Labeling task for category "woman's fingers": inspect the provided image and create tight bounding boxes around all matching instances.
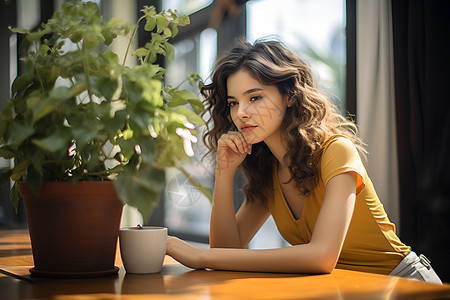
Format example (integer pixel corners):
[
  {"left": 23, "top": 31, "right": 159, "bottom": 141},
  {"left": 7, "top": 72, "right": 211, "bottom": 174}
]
[
  {"left": 216, "top": 131, "right": 251, "bottom": 172},
  {"left": 229, "top": 131, "right": 246, "bottom": 153},
  {"left": 220, "top": 136, "right": 240, "bottom": 153},
  {"left": 166, "top": 236, "right": 204, "bottom": 270},
  {"left": 220, "top": 131, "right": 250, "bottom": 154}
]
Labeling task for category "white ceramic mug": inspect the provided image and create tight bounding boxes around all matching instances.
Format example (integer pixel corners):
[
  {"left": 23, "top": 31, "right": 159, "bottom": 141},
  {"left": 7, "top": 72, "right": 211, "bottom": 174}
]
[{"left": 119, "top": 226, "right": 167, "bottom": 274}]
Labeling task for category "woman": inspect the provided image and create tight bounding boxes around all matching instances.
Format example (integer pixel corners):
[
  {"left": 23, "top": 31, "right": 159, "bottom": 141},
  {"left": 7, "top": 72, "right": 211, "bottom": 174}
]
[{"left": 166, "top": 39, "right": 441, "bottom": 284}]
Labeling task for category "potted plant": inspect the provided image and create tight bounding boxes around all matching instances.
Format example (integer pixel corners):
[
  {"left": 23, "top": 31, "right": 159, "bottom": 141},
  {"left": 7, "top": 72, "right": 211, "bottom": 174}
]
[{"left": 0, "top": 1, "right": 208, "bottom": 277}]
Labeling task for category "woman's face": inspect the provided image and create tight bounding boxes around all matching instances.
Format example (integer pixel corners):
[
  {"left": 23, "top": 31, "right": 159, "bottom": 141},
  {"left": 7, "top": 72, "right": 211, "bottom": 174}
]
[{"left": 226, "top": 68, "right": 290, "bottom": 145}]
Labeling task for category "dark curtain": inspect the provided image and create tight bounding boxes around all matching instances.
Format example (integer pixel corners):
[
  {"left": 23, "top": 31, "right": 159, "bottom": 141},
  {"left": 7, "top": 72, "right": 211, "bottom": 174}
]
[{"left": 392, "top": 0, "right": 450, "bottom": 283}]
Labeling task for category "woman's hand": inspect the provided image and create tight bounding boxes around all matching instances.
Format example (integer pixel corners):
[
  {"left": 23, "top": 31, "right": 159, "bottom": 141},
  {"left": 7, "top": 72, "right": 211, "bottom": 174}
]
[
  {"left": 166, "top": 236, "right": 205, "bottom": 270},
  {"left": 216, "top": 131, "right": 252, "bottom": 173}
]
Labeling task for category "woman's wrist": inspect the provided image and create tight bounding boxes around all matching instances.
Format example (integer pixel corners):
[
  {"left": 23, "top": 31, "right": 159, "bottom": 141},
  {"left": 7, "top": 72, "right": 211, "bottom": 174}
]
[
  {"left": 215, "top": 165, "right": 237, "bottom": 177},
  {"left": 198, "top": 248, "right": 209, "bottom": 269}
]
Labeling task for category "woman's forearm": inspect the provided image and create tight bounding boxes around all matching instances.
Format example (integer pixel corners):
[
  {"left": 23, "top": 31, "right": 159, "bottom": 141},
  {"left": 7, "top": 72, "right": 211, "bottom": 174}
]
[
  {"left": 201, "top": 243, "right": 335, "bottom": 274},
  {"left": 209, "top": 168, "right": 242, "bottom": 248}
]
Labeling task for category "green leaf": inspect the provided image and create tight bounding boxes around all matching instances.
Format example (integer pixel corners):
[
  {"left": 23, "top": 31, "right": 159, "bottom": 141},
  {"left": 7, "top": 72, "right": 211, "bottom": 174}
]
[
  {"left": 114, "top": 172, "right": 131, "bottom": 205},
  {"left": 27, "top": 165, "right": 43, "bottom": 195},
  {"left": 101, "top": 29, "right": 114, "bottom": 46},
  {"left": 128, "top": 112, "right": 148, "bottom": 136},
  {"left": 69, "top": 83, "right": 87, "bottom": 97},
  {"left": 122, "top": 76, "right": 142, "bottom": 104},
  {"left": 171, "top": 24, "right": 179, "bottom": 37},
  {"left": 72, "top": 121, "right": 103, "bottom": 152},
  {"left": 12, "top": 95, "right": 27, "bottom": 115},
  {"left": 157, "top": 144, "right": 176, "bottom": 166},
  {"left": 9, "top": 27, "right": 29, "bottom": 34},
  {"left": 137, "top": 163, "right": 165, "bottom": 193},
  {"left": 11, "top": 160, "right": 28, "bottom": 181},
  {"left": 30, "top": 98, "right": 55, "bottom": 124},
  {"left": 31, "top": 86, "right": 70, "bottom": 123},
  {"left": 70, "top": 32, "right": 83, "bottom": 44},
  {"left": 117, "top": 138, "right": 136, "bottom": 160},
  {"left": 114, "top": 157, "right": 138, "bottom": 203},
  {"left": 83, "top": 34, "right": 100, "bottom": 50},
  {"left": 11, "top": 72, "right": 34, "bottom": 96},
  {"left": 119, "top": 163, "right": 166, "bottom": 221},
  {"left": 164, "top": 42, "right": 175, "bottom": 61},
  {"left": 32, "top": 129, "right": 70, "bottom": 153},
  {"left": 144, "top": 17, "right": 156, "bottom": 31},
  {"left": 38, "top": 44, "right": 50, "bottom": 56},
  {"left": 156, "top": 15, "right": 170, "bottom": 33},
  {"left": 135, "top": 48, "right": 150, "bottom": 58},
  {"left": 0, "top": 109, "right": 12, "bottom": 139},
  {"left": 9, "top": 123, "right": 35, "bottom": 144},
  {"left": 98, "top": 76, "right": 118, "bottom": 101},
  {"left": 163, "top": 27, "right": 172, "bottom": 37},
  {"left": 0, "top": 145, "right": 16, "bottom": 159},
  {"left": 187, "top": 98, "right": 205, "bottom": 115},
  {"left": 172, "top": 106, "right": 204, "bottom": 125},
  {"left": 10, "top": 182, "right": 20, "bottom": 213},
  {"left": 104, "top": 109, "right": 127, "bottom": 136},
  {"left": 105, "top": 51, "right": 119, "bottom": 64},
  {"left": 26, "top": 28, "right": 51, "bottom": 42},
  {"left": 178, "top": 15, "right": 190, "bottom": 26},
  {"left": 137, "top": 136, "right": 156, "bottom": 163},
  {"left": 29, "top": 149, "right": 45, "bottom": 175},
  {"left": 177, "top": 165, "right": 212, "bottom": 202},
  {"left": 141, "top": 79, "right": 162, "bottom": 106},
  {"left": 168, "top": 90, "right": 199, "bottom": 107},
  {"left": 50, "top": 86, "right": 71, "bottom": 101}
]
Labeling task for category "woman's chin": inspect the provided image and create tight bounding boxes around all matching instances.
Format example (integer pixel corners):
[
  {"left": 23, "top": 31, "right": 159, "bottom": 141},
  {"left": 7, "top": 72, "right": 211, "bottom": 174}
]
[{"left": 242, "top": 135, "right": 261, "bottom": 145}]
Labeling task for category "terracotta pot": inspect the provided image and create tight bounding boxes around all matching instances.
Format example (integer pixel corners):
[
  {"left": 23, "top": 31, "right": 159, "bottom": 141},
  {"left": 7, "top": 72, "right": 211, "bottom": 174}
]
[{"left": 18, "top": 181, "right": 124, "bottom": 278}]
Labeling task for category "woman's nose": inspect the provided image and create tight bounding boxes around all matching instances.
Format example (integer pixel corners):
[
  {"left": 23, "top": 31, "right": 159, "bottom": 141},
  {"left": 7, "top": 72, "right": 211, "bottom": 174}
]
[{"left": 236, "top": 103, "right": 251, "bottom": 120}]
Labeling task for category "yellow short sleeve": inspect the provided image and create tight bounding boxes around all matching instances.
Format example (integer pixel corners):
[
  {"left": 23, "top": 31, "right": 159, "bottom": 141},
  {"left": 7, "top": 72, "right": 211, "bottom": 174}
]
[{"left": 320, "top": 136, "right": 366, "bottom": 194}]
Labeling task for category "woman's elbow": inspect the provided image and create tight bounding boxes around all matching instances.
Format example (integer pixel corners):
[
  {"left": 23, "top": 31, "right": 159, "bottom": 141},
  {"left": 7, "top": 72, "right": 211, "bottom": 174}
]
[
  {"left": 314, "top": 260, "right": 336, "bottom": 274},
  {"left": 288, "top": 258, "right": 335, "bottom": 274},
  {"left": 301, "top": 246, "right": 338, "bottom": 274},
  {"left": 314, "top": 250, "right": 339, "bottom": 274}
]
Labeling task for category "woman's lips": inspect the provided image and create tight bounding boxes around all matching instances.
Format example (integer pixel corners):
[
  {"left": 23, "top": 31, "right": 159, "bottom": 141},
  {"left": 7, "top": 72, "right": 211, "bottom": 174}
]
[{"left": 241, "top": 125, "right": 257, "bottom": 133}]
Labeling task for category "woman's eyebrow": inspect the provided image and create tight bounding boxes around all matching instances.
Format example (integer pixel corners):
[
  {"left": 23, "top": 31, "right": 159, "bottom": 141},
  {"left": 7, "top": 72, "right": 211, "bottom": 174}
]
[
  {"left": 243, "top": 88, "right": 263, "bottom": 95},
  {"left": 227, "top": 88, "right": 263, "bottom": 99}
]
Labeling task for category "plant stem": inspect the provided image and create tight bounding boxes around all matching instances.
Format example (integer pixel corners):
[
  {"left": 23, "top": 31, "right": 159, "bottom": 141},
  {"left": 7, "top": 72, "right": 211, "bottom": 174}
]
[
  {"left": 86, "top": 167, "right": 122, "bottom": 177},
  {"left": 123, "top": 16, "right": 145, "bottom": 66},
  {"left": 82, "top": 45, "right": 94, "bottom": 104},
  {"left": 106, "top": 140, "right": 116, "bottom": 158},
  {"left": 42, "top": 159, "right": 73, "bottom": 165},
  {"left": 175, "top": 79, "right": 187, "bottom": 90},
  {"left": 33, "top": 44, "right": 45, "bottom": 92}
]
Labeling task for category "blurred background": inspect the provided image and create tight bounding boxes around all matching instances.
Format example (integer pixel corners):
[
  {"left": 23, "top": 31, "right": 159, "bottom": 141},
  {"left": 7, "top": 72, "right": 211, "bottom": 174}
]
[{"left": 0, "top": 0, "right": 449, "bottom": 282}]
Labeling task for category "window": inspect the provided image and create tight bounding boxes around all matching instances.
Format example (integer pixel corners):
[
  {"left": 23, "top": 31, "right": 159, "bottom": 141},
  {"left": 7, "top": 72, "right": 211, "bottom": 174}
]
[
  {"left": 161, "top": 0, "right": 347, "bottom": 248},
  {"left": 162, "top": 0, "right": 214, "bottom": 16},
  {"left": 163, "top": 29, "right": 217, "bottom": 243},
  {"left": 161, "top": 0, "right": 217, "bottom": 242},
  {"left": 247, "top": 0, "right": 347, "bottom": 111}
]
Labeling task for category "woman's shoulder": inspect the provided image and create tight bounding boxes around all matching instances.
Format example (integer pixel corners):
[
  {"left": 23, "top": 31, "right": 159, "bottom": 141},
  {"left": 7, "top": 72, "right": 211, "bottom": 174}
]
[
  {"left": 319, "top": 134, "right": 366, "bottom": 190},
  {"left": 322, "top": 134, "right": 357, "bottom": 152},
  {"left": 319, "top": 134, "right": 362, "bottom": 168}
]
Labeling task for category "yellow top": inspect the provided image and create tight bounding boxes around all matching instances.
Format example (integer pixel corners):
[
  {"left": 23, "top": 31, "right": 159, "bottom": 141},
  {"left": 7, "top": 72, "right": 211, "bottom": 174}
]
[{"left": 266, "top": 135, "right": 411, "bottom": 275}]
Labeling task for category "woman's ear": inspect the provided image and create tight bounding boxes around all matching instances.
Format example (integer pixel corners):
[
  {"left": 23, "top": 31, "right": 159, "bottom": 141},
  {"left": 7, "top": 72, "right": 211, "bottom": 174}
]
[{"left": 287, "top": 96, "right": 295, "bottom": 108}]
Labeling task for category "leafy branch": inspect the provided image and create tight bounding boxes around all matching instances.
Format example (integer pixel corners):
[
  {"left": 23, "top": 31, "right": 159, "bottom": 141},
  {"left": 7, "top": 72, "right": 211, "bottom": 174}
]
[{"left": 0, "top": 1, "right": 208, "bottom": 220}]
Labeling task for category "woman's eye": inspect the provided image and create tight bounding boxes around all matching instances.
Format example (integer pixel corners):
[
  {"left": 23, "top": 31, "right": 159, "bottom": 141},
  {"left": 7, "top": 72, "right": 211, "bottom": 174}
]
[
  {"left": 227, "top": 101, "right": 237, "bottom": 107},
  {"left": 250, "top": 95, "right": 262, "bottom": 101}
]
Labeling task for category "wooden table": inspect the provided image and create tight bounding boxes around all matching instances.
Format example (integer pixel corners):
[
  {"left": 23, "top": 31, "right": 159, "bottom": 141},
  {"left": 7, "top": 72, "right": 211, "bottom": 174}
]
[{"left": 1, "top": 230, "right": 450, "bottom": 299}]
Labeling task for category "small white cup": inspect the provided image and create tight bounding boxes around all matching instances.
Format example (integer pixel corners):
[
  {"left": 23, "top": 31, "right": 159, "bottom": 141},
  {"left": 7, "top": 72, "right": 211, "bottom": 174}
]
[{"left": 119, "top": 226, "right": 167, "bottom": 274}]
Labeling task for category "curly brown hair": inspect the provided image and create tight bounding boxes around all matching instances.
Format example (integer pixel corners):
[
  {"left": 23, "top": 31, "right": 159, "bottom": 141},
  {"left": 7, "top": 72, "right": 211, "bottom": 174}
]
[{"left": 201, "top": 39, "right": 364, "bottom": 204}]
